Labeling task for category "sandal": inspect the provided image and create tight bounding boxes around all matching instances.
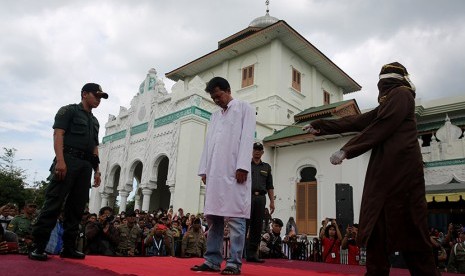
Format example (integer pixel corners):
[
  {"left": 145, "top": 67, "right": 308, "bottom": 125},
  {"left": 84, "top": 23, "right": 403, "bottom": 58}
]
[
  {"left": 191, "top": 263, "right": 220, "bottom": 272},
  {"left": 221, "top": 266, "right": 241, "bottom": 275}
]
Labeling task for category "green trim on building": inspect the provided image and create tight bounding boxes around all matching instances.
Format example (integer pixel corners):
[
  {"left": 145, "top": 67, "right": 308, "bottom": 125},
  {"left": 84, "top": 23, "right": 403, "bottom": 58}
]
[
  {"left": 102, "top": 130, "right": 127, "bottom": 144},
  {"left": 424, "top": 158, "right": 465, "bottom": 168},
  {"left": 416, "top": 101, "right": 465, "bottom": 117},
  {"left": 130, "top": 122, "right": 148, "bottom": 135},
  {"left": 154, "top": 106, "right": 211, "bottom": 128},
  {"left": 102, "top": 107, "right": 211, "bottom": 144}
]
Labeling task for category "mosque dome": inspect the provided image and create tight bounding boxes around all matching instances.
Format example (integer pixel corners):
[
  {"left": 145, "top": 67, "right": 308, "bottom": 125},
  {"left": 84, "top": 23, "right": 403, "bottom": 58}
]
[{"left": 248, "top": 12, "right": 279, "bottom": 28}]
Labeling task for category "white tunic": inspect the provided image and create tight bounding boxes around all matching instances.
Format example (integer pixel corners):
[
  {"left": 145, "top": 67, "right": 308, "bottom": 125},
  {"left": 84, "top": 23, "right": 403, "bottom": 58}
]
[{"left": 198, "top": 99, "right": 256, "bottom": 218}]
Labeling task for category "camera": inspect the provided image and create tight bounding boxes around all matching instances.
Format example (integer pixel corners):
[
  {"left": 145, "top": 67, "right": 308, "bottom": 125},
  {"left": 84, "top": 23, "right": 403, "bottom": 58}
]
[{"left": 105, "top": 215, "right": 115, "bottom": 223}]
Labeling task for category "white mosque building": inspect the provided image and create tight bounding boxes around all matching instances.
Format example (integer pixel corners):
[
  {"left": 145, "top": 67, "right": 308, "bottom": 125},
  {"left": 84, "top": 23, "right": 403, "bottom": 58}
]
[{"left": 89, "top": 8, "right": 465, "bottom": 235}]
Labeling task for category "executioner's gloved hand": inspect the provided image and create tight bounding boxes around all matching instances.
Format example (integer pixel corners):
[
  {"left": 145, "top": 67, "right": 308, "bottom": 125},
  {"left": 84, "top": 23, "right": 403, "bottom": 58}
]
[
  {"left": 302, "top": 124, "right": 320, "bottom": 134},
  {"left": 330, "top": 150, "right": 346, "bottom": 165}
]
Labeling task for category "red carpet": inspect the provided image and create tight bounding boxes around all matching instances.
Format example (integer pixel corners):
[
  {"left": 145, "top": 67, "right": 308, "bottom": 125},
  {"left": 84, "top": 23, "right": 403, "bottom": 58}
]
[{"left": 3, "top": 255, "right": 451, "bottom": 276}]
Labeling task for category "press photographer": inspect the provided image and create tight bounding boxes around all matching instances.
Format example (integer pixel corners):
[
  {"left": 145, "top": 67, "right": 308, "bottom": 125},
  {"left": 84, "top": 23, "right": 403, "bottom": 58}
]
[{"left": 85, "top": 206, "right": 120, "bottom": 255}]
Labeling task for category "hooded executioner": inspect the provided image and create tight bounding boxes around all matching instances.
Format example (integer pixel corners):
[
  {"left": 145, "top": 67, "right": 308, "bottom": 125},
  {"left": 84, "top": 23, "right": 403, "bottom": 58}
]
[{"left": 304, "top": 62, "right": 439, "bottom": 276}]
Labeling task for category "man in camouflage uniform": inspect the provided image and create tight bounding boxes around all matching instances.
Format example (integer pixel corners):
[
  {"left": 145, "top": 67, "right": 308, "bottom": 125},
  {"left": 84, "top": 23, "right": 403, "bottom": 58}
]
[
  {"left": 181, "top": 218, "right": 206, "bottom": 258},
  {"left": 116, "top": 211, "right": 141, "bottom": 256},
  {"left": 29, "top": 83, "right": 108, "bottom": 261},
  {"left": 8, "top": 201, "right": 37, "bottom": 254}
]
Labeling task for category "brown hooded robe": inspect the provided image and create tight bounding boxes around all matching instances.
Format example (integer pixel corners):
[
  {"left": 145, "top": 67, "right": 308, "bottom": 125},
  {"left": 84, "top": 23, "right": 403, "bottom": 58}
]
[{"left": 311, "top": 74, "right": 431, "bottom": 254}]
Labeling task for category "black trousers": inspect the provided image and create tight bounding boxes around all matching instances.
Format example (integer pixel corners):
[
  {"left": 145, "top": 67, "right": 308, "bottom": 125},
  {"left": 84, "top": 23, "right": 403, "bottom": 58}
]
[
  {"left": 32, "top": 154, "right": 92, "bottom": 249},
  {"left": 365, "top": 212, "right": 440, "bottom": 276},
  {"left": 246, "top": 194, "right": 266, "bottom": 258}
]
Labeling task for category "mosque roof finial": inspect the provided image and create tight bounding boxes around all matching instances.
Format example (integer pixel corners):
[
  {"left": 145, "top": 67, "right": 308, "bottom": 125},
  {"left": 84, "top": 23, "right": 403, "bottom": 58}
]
[{"left": 249, "top": 0, "right": 279, "bottom": 28}]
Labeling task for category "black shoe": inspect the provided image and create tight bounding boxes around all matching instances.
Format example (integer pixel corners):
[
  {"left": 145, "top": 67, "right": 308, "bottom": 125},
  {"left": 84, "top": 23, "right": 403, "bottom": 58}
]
[
  {"left": 60, "top": 248, "right": 85, "bottom": 259},
  {"left": 246, "top": 256, "right": 265, "bottom": 263},
  {"left": 29, "top": 249, "right": 48, "bottom": 261}
]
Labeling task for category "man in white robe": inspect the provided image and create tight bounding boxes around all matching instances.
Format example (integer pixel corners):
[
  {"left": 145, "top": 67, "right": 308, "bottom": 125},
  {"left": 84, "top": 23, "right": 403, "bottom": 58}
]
[{"left": 191, "top": 77, "right": 255, "bottom": 275}]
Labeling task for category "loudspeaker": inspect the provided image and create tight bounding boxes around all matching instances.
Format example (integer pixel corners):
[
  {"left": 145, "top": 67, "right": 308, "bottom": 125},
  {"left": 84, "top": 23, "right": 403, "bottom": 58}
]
[{"left": 335, "top": 183, "right": 354, "bottom": 233}]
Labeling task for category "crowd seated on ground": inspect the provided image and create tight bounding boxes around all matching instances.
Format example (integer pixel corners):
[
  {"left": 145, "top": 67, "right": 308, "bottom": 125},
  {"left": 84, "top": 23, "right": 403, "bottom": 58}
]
[{"left": 0, "top": 201, "right": 458, "bottom": 272}]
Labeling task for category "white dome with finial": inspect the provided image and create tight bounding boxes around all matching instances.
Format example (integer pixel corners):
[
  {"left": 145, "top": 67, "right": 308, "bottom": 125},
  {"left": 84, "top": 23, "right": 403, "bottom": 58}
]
[
  {"left": 249, "top": 0, "right": 279, "bottom": 28},
  {"left": 249, "top": 13, "right": 279, "bottom": 28}
]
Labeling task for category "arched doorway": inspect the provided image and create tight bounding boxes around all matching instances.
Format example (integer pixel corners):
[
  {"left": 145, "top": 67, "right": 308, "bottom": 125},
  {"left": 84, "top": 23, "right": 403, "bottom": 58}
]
[
  {"left": 128, "top": 161, "right": 143, "bottom": 211},
  {"left": 107, "top": 165, "right": 121, "bottom": 210},
  {"left": 150, "top": 156, "right": 170, "bottom": 212}
]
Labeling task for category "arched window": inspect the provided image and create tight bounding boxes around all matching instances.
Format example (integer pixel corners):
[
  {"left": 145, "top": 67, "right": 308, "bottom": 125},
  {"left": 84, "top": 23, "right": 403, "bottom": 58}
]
[{"left": 296, "top": 166, "right": 317, "bottom": 235}]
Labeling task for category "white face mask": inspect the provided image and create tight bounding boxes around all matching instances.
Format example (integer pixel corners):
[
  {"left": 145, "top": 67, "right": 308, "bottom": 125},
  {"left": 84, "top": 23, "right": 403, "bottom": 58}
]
[{"left": 379, "top": 73, "right": 416, "bottom": 91}]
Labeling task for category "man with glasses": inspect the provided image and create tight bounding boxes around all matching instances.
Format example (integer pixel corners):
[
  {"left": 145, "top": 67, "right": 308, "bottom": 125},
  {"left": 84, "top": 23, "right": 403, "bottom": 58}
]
[
  {"left": 29, "top": 83, "right": 108, "bottom": 261},
  {"left": 8, "top": 201, "right": 37, "bottom": 254}
]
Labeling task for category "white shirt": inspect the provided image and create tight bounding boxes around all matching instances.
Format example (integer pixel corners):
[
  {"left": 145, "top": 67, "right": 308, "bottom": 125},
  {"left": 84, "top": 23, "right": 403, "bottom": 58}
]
[{"left": 198, "top": 99, "right": 256, "bottom": 218}]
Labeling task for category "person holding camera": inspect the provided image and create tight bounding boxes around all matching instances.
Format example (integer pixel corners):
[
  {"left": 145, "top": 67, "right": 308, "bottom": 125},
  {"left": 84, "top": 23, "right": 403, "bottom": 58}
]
[
  {"left": 319, "top": 218, "right": 342, "bottom": 264},
  {"left": 342, "top": 224, "right": 360, "bottom": 265},
  {"left": 85, "top": 206, "right": 120, "bottom": 256},
  {"left": 145, "top": 224, "right": 172, "bottom": 256}
]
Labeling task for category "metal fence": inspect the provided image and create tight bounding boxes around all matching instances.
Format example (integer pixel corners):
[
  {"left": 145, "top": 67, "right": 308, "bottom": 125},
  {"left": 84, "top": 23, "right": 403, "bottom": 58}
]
[
  {"left": 281, "top": 240, "right": 366, "bottom": 265},
  {"left": 221, "top": 238, "right": 366, "bottom": 265}
]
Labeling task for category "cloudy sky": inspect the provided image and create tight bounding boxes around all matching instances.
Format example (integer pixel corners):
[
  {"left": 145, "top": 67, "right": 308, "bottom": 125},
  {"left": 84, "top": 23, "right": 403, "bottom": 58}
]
[{"left": 1, "top": 0, "right": 464, "bottom": 184}]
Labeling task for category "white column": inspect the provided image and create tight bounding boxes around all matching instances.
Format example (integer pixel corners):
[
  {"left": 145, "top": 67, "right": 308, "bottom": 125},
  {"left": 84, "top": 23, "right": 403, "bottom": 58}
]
[
  {"left": 134, "top": 194, "right": 141, "bottom": 211},
  {"left": 168, "top": 181, "right": 175, "bottom": 208},
  {"left": 173, "top": 118, "right": 205, "bottom": 213},
  {"left": 100, "top": 193, "right": 109, "bottom": 208},
  {"left": 198, "top": 185, "right": 206, "bottom": 213},
  {"left": 108, "top": 196, "right": 116, "bottom": 209},
  {"left": 89, "top": 188, "right": 102, "bottom": 214},
  {"left": 316, "top": 174, "right": 324, "bottom": 224},
  {"left": 119, "top": 191, "right": 130, "bottom": 212},
  {"left": 141, "top": 188, "right": 152, "bottom": 212}
]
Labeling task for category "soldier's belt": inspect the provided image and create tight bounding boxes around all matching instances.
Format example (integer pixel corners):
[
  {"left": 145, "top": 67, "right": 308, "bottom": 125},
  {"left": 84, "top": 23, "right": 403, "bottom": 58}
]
[
  {"left": 64, "top": 146, "right": 91, "bottom": 159},
  {"left": 63, "top": 146, "right": 100, "bottom": 169}
]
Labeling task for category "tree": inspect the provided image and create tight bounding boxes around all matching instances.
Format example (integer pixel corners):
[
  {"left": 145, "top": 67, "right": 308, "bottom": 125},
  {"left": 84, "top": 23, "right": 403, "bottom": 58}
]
[
  {"left": 0, "top": 170, "right": 26, "bottom": 207},
  {"left": 0, "top": 147, "right": 26, "bottom": 180},
  {"left": 0, "top": 148, "right": 30, "bottom": 208},
  {"left": 24, "top": 180, "right": 49, "bottom": 209}
]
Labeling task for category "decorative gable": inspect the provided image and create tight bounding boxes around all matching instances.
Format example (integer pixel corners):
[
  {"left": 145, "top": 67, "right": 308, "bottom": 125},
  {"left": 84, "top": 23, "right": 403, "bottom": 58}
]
[{"left": 263, "top": 99, "right": 361, "bottom": 147}]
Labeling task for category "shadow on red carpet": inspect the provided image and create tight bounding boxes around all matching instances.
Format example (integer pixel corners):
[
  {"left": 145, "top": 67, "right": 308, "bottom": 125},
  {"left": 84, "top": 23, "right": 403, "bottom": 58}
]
[{"left": 3, "top": 255, "right": 451, "bottom": 276}]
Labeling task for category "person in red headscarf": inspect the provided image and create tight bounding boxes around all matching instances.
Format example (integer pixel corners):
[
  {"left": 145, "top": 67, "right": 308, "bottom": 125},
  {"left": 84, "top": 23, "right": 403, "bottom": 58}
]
[
  {"left": 145, "top": 223, "right": 172, "bottom": 256},
  {"left": 303, "top": 62, "right": 439, "bottom": 275}
]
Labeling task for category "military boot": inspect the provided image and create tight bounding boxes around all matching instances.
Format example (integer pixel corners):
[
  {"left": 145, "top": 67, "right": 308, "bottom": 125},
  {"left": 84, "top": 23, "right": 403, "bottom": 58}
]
[{"left": 29, "top": 247, "right": 48, "bottom": 261}]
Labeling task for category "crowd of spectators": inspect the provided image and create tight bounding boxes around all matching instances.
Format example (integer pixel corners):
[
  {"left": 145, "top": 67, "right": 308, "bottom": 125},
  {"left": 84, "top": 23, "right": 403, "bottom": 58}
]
[{"left": 1, "top": 202, "right": 463, "bottom": 273}]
